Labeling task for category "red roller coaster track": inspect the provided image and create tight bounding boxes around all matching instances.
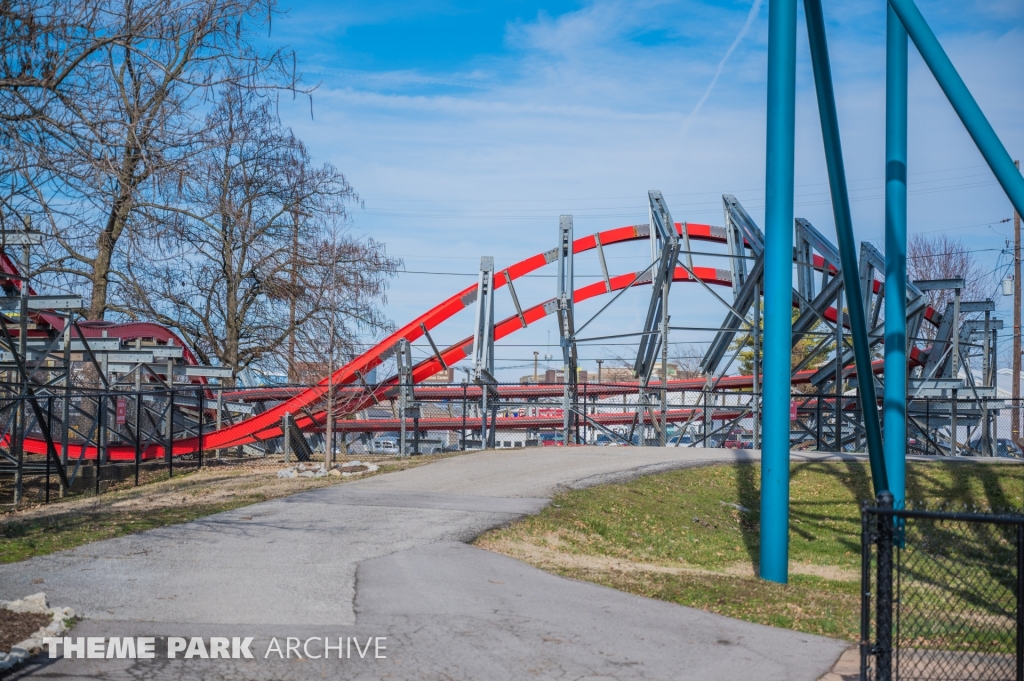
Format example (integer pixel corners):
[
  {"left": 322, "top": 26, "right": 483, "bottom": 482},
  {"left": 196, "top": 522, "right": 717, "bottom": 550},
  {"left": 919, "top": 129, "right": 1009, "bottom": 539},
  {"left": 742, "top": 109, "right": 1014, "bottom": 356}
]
[{"left": 16, "top": 219, "right": 932, "bottom": 461}]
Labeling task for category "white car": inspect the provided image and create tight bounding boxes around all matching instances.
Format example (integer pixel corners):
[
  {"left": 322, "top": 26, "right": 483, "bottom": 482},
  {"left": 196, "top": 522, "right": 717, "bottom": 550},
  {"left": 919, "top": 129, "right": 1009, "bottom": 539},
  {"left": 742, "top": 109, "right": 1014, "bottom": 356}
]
[{"left": 370, "top": 437, "right": 399, "bottom": 454}]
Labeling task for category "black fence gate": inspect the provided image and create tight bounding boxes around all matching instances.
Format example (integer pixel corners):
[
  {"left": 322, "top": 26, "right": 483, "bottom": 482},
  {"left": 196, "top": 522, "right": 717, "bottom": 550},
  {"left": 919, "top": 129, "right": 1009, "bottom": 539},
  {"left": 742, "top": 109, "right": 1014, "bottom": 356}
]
[{"left": 861, "top": 493, "right": 1024, "bottom": 680}]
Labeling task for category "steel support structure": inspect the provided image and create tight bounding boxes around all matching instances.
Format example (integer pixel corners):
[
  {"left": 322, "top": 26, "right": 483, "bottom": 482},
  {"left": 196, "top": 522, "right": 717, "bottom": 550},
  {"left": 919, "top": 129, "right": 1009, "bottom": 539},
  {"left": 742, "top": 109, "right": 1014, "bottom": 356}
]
[
  {"left": 556, "top": 217, "right": 578, "bottom": 445},
  {"left": 397, "top": 338, "right": 413, "bottom": 457},
  {"left": 884, "top": 5, "right": 908, "bottom": 506},
  {"left": 754, "top": 0, "right": 1024, "bottom": 581},
  {"left": 886, "top": 0, "right": 1024, "bottom": 218},
  {"left": 881, "top": 0, "right": 1024, "bottom": 498},
  {"left": 761, "top": 0, "right": 798, "bottom": 584},
  {"left": 804, "top": 0, "right": 887, "bottom": 494},
  {"left": 635, "top": 192, "right": 681, "bottom": 446},
  {"left": 472, "top": 256, "right": 497, "bottom": 449}
]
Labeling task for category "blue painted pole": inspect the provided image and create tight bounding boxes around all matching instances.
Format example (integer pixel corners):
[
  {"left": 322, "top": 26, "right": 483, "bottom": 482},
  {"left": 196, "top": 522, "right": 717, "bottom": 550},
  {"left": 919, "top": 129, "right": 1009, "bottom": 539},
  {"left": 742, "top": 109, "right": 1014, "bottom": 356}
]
[
  {"left": 760, "top": 0, "right": 797, "bottom": 585},
  {"left": 883, "top": 5, "right": 908, "bottom": 509},
  {"left": 803, "top": 0, "right": 888, "bottom": 496},
  {"left": 888, "top": 0, "right": 1024, "bottom": 217}
]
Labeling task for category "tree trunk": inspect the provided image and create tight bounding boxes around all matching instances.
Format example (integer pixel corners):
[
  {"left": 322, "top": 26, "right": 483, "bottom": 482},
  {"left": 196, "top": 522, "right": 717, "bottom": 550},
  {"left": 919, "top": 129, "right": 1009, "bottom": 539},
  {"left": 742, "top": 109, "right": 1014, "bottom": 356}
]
[{"left": 88, "top": 150, "right": 141, "bottom": 319}]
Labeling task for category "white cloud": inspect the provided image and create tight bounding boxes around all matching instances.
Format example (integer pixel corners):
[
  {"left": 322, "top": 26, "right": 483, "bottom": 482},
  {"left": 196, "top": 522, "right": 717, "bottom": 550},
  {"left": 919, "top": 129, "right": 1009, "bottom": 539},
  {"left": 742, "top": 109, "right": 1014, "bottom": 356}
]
[{"left": 275, "top": 0, "right": 1024, "bottom": 375}]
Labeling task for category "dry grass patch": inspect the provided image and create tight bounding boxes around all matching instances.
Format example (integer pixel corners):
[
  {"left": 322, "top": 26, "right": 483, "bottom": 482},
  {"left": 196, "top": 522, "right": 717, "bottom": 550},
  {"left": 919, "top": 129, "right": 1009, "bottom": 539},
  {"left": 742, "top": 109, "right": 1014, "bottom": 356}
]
[
  {"left": 476, "top": 459, "right": 1024, "bottom": 641},
  {"left": 0, "top": 454, "right": 443, "bottom": 564}
]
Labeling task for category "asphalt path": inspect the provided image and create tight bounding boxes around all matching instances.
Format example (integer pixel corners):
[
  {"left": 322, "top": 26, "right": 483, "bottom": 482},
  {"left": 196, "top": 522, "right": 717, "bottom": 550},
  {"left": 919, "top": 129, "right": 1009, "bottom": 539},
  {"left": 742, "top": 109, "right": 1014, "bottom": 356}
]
[{"left": 1, "top": 447, "right": 860, "bottom": 680}]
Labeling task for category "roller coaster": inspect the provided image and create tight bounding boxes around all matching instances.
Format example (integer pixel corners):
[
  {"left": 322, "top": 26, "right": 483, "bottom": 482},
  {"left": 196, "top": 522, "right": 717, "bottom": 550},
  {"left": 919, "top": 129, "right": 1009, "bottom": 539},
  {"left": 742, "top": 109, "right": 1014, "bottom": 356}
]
[{"left": 0, "top": 190, "right": 1004, "bottom": 503}]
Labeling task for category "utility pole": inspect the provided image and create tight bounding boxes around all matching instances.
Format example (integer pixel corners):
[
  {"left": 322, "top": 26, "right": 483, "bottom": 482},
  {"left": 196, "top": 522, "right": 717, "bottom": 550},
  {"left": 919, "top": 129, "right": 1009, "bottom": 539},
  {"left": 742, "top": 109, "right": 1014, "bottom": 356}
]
[
  {"left": 325, "top": 235, "right": 338, "bottom": 467},
  {"left": 596, "top": 358, "right": 603, "bottom": 383},
  {"left": 13, "top": 215, "right": 30, "bottom": 504},
  {"left": 1011, "top": 159, "right": 1019, "bottom": 446},
  {"left": 287, "top": 205, "right": 299, "bottom": 384}
]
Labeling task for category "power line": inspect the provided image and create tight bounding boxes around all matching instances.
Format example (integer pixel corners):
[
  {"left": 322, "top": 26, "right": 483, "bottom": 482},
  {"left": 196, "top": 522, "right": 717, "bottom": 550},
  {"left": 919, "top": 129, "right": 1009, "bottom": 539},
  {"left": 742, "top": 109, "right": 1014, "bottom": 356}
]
[{"left": 361, "top": 163, "right": 992, "bottom": 206}]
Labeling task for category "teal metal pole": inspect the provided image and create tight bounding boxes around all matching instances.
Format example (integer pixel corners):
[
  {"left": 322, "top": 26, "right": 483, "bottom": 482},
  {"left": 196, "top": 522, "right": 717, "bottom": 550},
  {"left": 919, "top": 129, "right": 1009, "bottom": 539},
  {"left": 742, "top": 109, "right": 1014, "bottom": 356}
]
[
  {"left": 760, "top": 0, "right": 797, "bottom": 585},
  {"left": 883, "top": 5, "right": 908, "bottom": 509},
  {"left": 803, "top": 0, "right": 889, "bottom": 496},
  {"left": 888, "top": 0, "right": 1024, "bottom": 217}
]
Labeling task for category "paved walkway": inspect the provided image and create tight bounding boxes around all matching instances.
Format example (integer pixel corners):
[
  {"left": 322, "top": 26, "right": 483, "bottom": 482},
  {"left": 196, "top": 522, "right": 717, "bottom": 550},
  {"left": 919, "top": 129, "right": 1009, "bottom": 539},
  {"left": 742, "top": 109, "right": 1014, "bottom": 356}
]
[{"left": 2, "top": 447, "right": 855, "bottom": 680}]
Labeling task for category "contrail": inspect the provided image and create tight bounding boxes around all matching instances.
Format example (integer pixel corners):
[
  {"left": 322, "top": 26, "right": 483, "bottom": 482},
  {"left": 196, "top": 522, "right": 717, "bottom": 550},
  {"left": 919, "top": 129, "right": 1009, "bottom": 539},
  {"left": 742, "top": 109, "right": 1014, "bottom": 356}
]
[{"left": 682, "top": 0, "right": 763, "bottom": 131}]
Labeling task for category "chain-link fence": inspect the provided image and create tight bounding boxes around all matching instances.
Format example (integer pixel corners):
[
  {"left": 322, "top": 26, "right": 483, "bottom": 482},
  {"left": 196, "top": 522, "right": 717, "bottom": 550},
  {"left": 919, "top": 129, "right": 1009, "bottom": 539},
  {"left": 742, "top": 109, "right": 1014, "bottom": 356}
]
[
  {"left": 908, "top": 397, "right": 1024, "bottom": 458},
  {"left": 861, "top": 494, "right": 1024, "bottom": 681},
  {"left": 4, "top": 379, "right": 1024, "bottom": 505},
  {"left": 0, "top": 386, "right": 218, "bottom": 504}
]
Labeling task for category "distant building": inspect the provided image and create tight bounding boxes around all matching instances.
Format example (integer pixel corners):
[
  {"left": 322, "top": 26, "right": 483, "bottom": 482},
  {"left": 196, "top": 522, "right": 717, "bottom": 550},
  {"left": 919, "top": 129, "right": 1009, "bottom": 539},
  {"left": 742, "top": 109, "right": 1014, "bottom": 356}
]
[
  {"left": 598, "top": 366, "right": 635, "bottom": 383},
  {"left": 589, "top": 363, "right": 684, "bottom": 383},
  {"left": 520, "top": 368, "right": 590, "bottom": 384}
]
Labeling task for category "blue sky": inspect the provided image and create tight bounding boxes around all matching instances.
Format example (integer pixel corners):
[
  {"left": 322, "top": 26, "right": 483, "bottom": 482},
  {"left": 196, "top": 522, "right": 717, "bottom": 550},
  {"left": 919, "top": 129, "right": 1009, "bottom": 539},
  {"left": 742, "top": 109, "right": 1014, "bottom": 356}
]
[{"left": 268, "top": 0, "right": 1024, "bottom": 378}]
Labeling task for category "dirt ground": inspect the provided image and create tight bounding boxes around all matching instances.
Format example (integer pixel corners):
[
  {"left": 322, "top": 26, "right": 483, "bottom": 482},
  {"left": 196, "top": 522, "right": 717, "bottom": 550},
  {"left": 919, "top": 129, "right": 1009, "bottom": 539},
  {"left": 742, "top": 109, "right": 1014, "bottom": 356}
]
[
  {"left": 477, "top": 533, "right": 860, "bottom": 582},
  {"left": 0, "top": 610, "right": 50, "bottom": 651},
  {"left": 1, "top": 455, "right": 435, "bottom": 530}
]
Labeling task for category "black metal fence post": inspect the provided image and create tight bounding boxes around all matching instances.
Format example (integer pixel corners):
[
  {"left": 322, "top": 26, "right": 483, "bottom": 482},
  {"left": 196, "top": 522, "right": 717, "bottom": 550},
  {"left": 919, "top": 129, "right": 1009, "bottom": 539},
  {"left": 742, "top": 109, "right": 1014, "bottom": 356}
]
[
  {"left": 1017, "top": 523, "right": 1023, "bottom": 681},
  {"left": 816, "top": 395, "right": 823, "bottom": 450},
  {"left": 461, "top": 382, "right": 467, "bottom": 451},
  {"left": 861, "top": 500, "right": 874, "bottom": 681},
  {"left": 413, "top": 414, "right": 420, "bottom": 455},
  {"left": 45, "top": 396, "right": 52, "bottom": 503},
  {"left": 95, "top": 393, "right": 104, "bottom": 495},
  {"left": 197, "top": 388, "right": 204, "bottom": 468},
  {"left": 702, "top": 390, "right": 708, "bottom": 445},
  {"left": 134, "top": 391, "right": 142, "bottom": 486},
  {"left": 835, "top": 390, "right": 842, "bottom": 450},
  {"left": 925, "top": 398, "right": 931, "bottom": 456},
  {"left": 167, "top": 389, "right": 174, "bottom": 478},
  {"left": 875, "top": 491, "right": 895, "bottom": 681}
]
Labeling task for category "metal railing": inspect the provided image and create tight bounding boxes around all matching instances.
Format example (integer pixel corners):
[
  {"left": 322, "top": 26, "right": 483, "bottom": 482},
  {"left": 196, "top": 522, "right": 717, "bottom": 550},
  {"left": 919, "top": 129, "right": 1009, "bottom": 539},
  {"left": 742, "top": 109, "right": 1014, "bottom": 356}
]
[{"left": 5, "top": 379, "right": 1024, "bottom": 504}]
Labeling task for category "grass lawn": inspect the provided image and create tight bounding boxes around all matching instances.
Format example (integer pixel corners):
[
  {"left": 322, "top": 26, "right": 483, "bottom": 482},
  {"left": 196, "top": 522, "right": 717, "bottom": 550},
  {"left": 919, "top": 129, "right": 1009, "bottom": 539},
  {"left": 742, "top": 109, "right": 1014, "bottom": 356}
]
[{"left": 475, "top": 459, "right": 1024, "bottom": 641}]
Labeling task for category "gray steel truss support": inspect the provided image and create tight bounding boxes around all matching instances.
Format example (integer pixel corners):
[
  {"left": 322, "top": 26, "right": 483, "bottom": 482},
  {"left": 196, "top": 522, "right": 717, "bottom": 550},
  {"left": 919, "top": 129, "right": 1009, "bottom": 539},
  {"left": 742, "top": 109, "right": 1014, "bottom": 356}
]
[
  {"left": 503, "top": 269, "right": 528, "bottom": 329},
  {"left": 792, "top": 270, "right": 843, "bottom": 343},
  {"left": 396, "top": 338, "right": 413, "bottom": 457},
  {"left": 922, "top": 301, "right": 957, "bottom": 379},
  {"left": 809, "top": 290, "right": 931, "bottom": 390},
  {"left": 700, "top": 255, "right": 763, "bottom": 375},
  {"left": 723, "top": 195, "right": 765, "bottom": 257},
  {"left": 472, "top": 257, "right": 496, "bottom": 384},
  {"left": 858, "top": 242, "right": 885, "bottom": 330},
  {"left": 420, "top": 322, "right": 448, "bottom": 370},
  {"left": 725, "top": 215, "right": 748, "bottom": 300},
  {"left": 701, "top": 197, "right": 766, "bottom": 375},
  {"left": 787, "top": 220, "right": 940, "bottom": 395},
  {"left": 556, "top": 216, "right": 578, "bottom": 444},
  {"left": 635, "top": 192, "right": 680, "bottom": 386},
  {"left": 594, "top": 232, "right": 613, "bottom": 292},
  {"left": 794, "top": 218, "right": 841, "bottom": 307},
  {"left": 472, "top": 256, "right": 497, "bottom": 448},
  {"left": 636, "top": 192, "right": 682, "bottom": 445}
]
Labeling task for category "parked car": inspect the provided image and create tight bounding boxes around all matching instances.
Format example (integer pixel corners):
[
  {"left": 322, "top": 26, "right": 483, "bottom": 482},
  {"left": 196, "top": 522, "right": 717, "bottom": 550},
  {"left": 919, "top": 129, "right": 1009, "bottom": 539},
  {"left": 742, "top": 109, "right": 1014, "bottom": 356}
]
[
  {"left": 723, "top": 430, "right": 754, "bottom": 450},
  {"left": 370, "top": 436, "right": 399, "bottom": 454},
  {"left": 539, "top": 432, "right": 565, "bottom": 447},
  {"left": 668, "top": 433, "right": 696, "bottom": 447},
  {"left": 594, "top": 433, "right": 641, "bottom": 446}
]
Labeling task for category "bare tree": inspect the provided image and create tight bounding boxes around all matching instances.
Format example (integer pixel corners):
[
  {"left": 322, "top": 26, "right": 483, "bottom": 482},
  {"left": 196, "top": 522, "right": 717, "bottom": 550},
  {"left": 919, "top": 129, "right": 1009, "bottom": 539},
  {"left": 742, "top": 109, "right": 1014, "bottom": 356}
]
[
  {"left": 907, "top": 234, "right": 989, "bottom": 341},
  {"left": 0, "top": 0, "right": 119, "bottom": 130},
  {"left": 119, "top": 87, "right": 399, "bottom": 383},
  {"left": 670, "top": 343, "right": 705, "bottom": 378},
  {"left": 9, "top": 0, "right": 302, "bottom": 319},
  {"left": 0, "top": 0, "right": 124, "bottom": 232}
]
